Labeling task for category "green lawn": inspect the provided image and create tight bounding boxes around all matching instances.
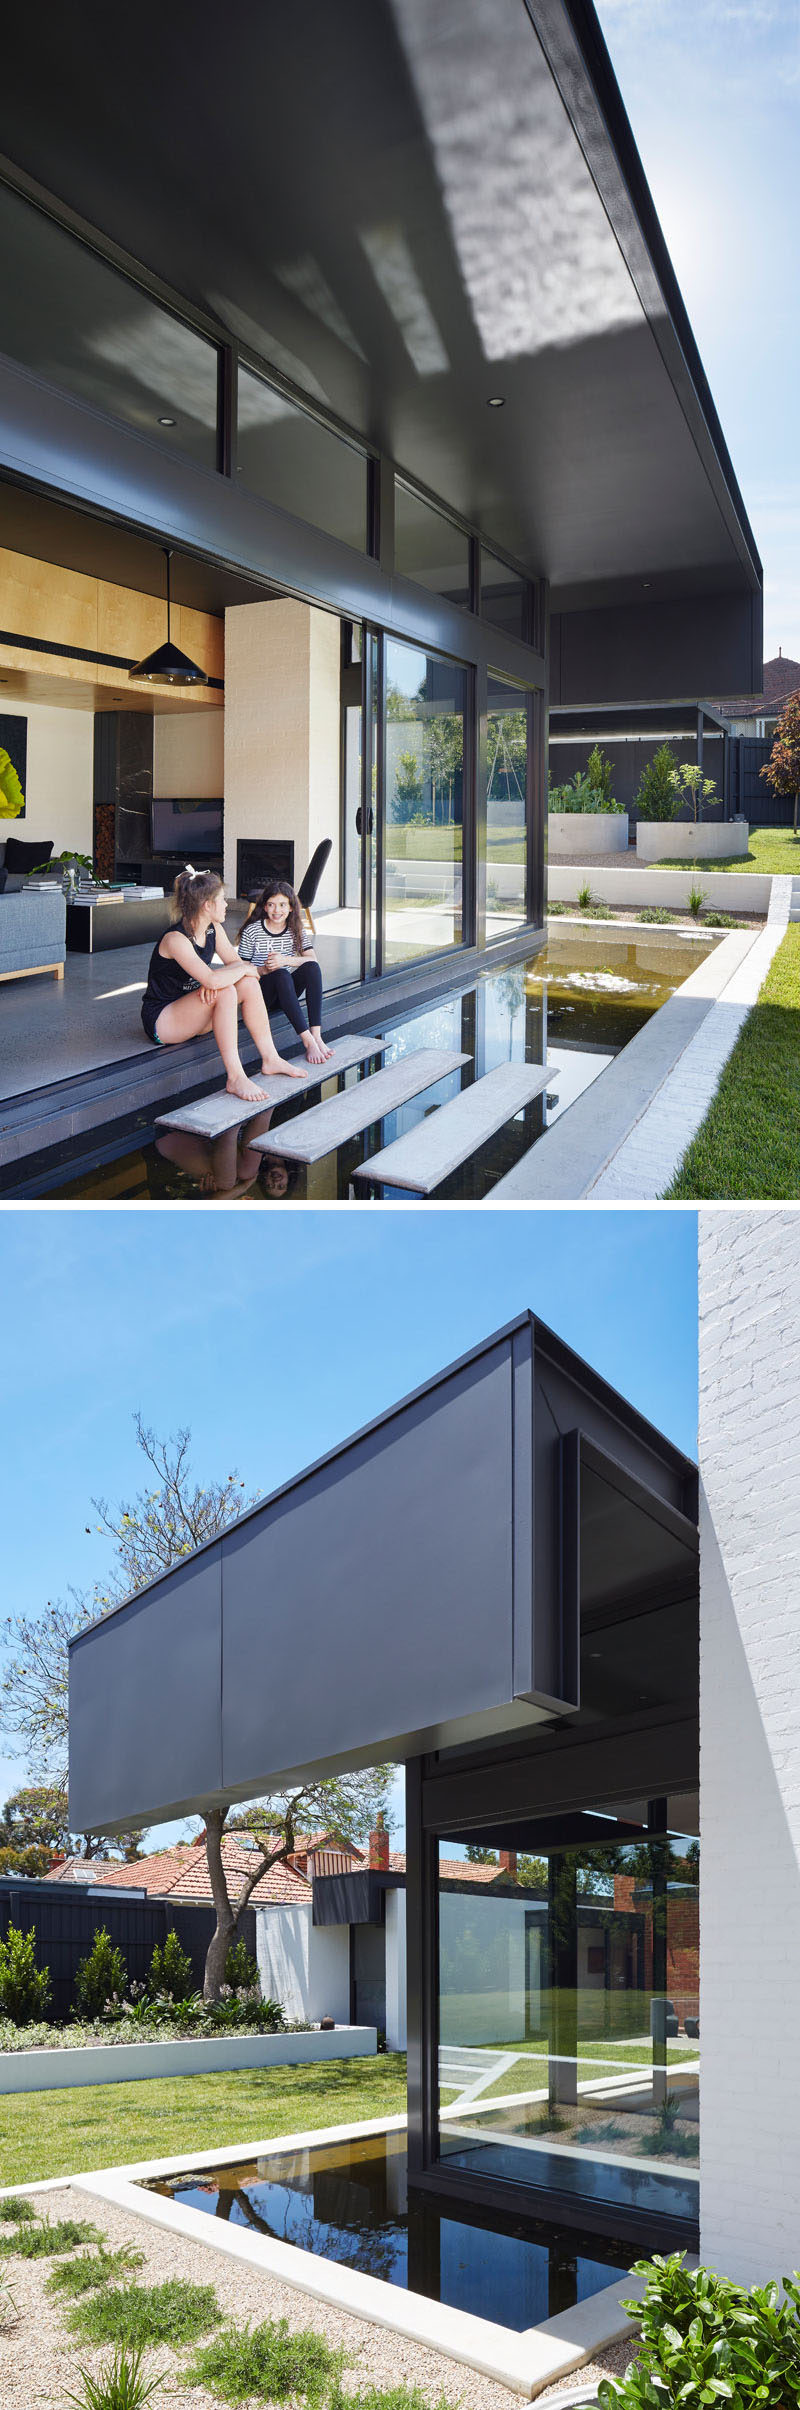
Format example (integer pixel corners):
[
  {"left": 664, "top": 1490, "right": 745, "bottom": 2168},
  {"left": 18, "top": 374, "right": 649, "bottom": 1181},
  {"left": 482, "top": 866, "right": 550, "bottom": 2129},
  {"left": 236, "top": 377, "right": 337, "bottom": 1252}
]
[
  {"left": 667, "top": 923, "right": 800, "bottom": 1199},
  {"left": 656, "top": 826, "right": 800, "bottom": 875},
  {"left": 0, "top": 2054, "right": 408, "bottom": 2190},
  {"left": 473, "top": 2038, "right": 698, "bottom": 2103},
  {"left": 386, "top": 824, "right": 524, "bottom": 862}
]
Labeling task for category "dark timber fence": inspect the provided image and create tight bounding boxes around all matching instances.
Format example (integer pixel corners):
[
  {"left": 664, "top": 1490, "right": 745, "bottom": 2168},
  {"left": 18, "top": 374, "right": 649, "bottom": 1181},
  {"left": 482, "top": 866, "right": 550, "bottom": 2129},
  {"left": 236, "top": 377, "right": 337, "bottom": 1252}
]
[
  {"left": 0, "top": 1880, "right": 257, "bottom": 2022},
  {"left": 730, "top": 736, "right": 794, "bottom": 826},
  {"left": 549, "top": 729, "right": 796, "bottom": 829}
]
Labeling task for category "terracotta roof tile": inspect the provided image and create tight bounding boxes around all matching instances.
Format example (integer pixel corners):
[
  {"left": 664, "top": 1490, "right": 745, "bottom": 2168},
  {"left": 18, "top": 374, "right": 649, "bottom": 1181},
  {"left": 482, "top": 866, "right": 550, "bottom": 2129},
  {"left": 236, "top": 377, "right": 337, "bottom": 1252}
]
[
  {"left": 715, "top": 655, "right": 800, "bottom": 720},
  {"left": 84, "top": 1834, "right": 311, "bottom": 1909},
  {"left": 388, "top": 1852, "right": 513, "bottom": 1885}
]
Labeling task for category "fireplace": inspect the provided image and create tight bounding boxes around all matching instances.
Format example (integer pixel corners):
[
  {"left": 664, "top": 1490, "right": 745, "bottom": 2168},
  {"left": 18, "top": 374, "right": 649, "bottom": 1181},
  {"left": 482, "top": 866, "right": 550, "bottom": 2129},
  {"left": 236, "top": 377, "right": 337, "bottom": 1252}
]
[{"left": 236, "top": 838, "right": 295, "bottom": 897}]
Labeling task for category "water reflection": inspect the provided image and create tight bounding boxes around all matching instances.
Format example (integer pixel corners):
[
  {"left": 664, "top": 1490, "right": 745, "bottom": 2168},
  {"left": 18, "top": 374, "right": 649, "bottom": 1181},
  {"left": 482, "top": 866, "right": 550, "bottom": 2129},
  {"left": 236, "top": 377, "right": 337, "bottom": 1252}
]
[
  {"left": 40, "top": 930, "right": 714, "bottom": 1204},
  {"left": 147, "top": 2130, "right": 629, "bottom": 2334}
]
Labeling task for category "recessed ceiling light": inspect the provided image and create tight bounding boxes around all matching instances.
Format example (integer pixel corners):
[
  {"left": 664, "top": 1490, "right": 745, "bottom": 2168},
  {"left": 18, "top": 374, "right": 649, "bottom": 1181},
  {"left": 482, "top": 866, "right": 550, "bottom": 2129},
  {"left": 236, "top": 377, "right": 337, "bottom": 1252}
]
[
  {"left": 487, "top": 395, "right": 505, "bottom": 408},
  {"left": 158, "top": 415, "right": 177, "bottom": 427},
  {"left": 642, "top": 579, "right": 652, "bottom": 590}
]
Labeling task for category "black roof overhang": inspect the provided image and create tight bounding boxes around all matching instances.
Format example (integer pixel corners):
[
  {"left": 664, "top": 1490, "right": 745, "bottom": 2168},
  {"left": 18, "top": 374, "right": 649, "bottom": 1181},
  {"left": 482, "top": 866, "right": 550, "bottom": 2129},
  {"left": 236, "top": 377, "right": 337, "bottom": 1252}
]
[
  {"left": 68, "top": 1313, "right": 697, "bottom": 1838},
  {"left": 0, "top": 0, "right": 760, "bottom": 700}
]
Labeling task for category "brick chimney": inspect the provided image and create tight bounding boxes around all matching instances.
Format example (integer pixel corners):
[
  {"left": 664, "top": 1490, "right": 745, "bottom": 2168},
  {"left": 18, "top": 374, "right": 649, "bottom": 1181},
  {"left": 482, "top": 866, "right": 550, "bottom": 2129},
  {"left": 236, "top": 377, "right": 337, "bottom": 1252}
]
[
  {"left": 369, "top": 1812, "right": 390, "bottom": 1872},
  {"left": 498, "top": 1849, "right": 518, "bottom": 1879}
]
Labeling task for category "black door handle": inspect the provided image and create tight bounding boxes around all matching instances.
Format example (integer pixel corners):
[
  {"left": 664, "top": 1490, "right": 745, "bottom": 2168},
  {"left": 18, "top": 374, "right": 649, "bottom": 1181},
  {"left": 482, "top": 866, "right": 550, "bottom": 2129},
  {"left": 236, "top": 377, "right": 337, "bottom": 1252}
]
[{"left": 356, "top": 807, "right": 375, "bottom": 837}]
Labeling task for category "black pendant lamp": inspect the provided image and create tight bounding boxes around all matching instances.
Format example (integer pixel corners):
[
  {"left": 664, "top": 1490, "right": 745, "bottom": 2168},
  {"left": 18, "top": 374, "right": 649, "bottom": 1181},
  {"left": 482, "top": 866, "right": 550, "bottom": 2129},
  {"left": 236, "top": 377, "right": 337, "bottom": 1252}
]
[{"left": 129, "top": 548, "right": 207, "bottom": 686}]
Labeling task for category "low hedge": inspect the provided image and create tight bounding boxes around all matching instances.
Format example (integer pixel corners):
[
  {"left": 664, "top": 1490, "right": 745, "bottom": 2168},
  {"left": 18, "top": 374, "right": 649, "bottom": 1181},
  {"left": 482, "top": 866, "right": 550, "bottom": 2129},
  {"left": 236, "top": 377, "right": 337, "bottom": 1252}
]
[{"left": 599, "top": 2252, "right": 800, "bottom": 2409}]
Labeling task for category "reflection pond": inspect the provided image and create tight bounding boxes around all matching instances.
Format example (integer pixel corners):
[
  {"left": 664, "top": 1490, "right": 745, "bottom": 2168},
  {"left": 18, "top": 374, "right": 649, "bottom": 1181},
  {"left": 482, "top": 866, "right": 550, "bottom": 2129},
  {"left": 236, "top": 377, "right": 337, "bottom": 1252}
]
[
  {"left": 30, "top": 926, "right": 716, "bottom": 1202},
  {"left": 145, "top": 2128, "right": 630, "bottom": 2333}
]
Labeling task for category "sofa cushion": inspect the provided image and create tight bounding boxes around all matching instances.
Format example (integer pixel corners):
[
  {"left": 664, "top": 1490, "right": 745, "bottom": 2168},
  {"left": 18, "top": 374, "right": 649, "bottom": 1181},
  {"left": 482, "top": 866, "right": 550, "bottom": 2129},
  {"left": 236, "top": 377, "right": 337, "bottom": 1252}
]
[{"left": 4, "top": 836, "right": 53, "bottom": 874}]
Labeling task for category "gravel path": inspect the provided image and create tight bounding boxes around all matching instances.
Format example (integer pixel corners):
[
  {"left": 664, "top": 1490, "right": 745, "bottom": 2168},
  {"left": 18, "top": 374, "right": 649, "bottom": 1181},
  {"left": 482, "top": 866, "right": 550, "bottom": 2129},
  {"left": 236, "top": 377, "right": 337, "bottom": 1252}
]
[{"left": 0, "top": 2186, "right": 638, "bottom": 2409}]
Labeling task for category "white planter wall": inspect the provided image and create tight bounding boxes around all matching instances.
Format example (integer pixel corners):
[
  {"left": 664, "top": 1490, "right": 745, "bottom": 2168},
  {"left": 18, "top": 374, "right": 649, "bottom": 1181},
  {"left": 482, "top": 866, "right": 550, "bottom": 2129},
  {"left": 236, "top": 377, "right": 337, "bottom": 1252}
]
[
  {"left": 549, "top": 812, "right": 629, "bottom": 855},
  {"left": 548, "top": 865, "right": 771, "bottom": 915},
  {"left": 698, "top": 1213, "right": 800, "bottom": 2285},
  {"left": 0, "top": 2024, "right": 375, "bottom": 2095},
  {"left": 385, "top": 1888, "right": 406, "bottom": 2052},
  {"left": 637, "top": 820, "right": 749, "bottom": 862},
  {"left": 255, "top": 1903, "right": 350, "bottom": 2027}
]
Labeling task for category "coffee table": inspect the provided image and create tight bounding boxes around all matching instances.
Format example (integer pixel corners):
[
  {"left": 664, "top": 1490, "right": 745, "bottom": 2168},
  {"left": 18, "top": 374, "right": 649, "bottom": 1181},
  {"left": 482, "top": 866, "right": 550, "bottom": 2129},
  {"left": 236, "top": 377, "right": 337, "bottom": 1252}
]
[{"left": 65, "top": 893, "right": 171, "bottom": 953}]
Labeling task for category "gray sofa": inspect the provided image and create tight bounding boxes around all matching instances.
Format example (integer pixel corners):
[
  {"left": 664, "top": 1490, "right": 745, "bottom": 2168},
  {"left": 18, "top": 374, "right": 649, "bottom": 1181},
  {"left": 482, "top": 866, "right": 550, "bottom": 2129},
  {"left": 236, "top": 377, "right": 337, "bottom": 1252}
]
[{"left": 0, "top": 885, "right": 66, "bottom": 983}]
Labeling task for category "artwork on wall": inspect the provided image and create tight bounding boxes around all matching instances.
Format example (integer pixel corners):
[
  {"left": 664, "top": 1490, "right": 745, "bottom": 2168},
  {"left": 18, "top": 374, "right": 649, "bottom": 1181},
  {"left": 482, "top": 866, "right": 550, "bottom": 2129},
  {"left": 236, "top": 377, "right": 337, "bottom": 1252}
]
[{"left": 0, "top": 714, "right": 27, "bottom": 818}]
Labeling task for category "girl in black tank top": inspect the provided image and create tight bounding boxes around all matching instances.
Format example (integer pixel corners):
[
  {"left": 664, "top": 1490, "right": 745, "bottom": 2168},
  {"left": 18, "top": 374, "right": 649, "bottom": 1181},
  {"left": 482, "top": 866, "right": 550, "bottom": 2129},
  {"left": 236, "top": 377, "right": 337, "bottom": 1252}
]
[{"left": 141, "top": 868, "right": 305, "bottom": 1106}]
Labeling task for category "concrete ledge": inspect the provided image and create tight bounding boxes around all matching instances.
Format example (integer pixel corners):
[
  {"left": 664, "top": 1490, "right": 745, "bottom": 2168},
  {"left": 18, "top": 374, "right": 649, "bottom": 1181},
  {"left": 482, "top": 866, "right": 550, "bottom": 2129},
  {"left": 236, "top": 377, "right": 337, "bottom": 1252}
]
[
  {"left": 636, "top": 820, "right": 749, "bottom": 862},
  {"left": 0, "top": 2023, "right": 376, "bottom": 2095},
  {"left": 549, "top": 864, "right": 770, "bottom": 912},
  {"left": 549, "top": 813, "right": 629, "bottom": 855}
]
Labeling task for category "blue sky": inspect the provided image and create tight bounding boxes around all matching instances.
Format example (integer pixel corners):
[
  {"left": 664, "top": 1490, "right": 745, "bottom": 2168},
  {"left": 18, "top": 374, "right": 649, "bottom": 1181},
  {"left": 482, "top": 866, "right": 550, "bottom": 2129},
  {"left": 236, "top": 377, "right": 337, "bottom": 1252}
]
[
  {"left": 595, "top": 0, "right": 800, "bottom": 659},
  {"left": 0, "top": 1207, "right": 698, "bottom": 1844}
]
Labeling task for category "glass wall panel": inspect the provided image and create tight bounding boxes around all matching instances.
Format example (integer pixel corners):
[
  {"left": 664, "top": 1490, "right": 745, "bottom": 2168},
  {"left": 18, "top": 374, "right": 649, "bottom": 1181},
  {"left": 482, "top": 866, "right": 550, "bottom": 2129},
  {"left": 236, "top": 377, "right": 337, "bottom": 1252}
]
[
  {"left": 394, "top": 483, "right": 471, "bottom": 608},
  {"left": 0, "top": 180, "right": 219, "bottom": 468},
  {"left": 437, "top": 1818, "right": 699, "bottom": 2231},
  {"left": 480, "top": 548, "right": 529, "bottom": 642},
  {"left": 384, "top": 639, "right": 468, "bottom": 967},
  {"left": 487, "top": 675, "right": 528, "bottom": 936},
  {"left": 238, "top": 365, "right": 367, "bottom": 550}
]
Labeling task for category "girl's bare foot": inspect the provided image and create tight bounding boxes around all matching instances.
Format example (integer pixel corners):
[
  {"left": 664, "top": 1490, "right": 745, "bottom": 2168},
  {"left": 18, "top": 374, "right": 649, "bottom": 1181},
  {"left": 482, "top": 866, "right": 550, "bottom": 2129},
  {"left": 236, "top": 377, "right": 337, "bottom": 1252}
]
[
  {"left": 227, "top": 1072, "right": 268, "bottom": 1104},
  {"left": 303, "top": 1029, "right": 333, "bottom": 1065},
  {"left": 261, "top": 1052, "right": 306, "bottom": 1081}
]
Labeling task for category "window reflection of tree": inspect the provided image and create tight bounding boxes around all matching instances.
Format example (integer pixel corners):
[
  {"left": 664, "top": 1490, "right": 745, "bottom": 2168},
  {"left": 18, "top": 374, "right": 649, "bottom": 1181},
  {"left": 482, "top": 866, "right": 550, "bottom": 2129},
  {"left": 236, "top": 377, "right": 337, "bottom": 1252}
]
[{"left": 212, "top": 2181, "right": 406, "bottom": 2285}]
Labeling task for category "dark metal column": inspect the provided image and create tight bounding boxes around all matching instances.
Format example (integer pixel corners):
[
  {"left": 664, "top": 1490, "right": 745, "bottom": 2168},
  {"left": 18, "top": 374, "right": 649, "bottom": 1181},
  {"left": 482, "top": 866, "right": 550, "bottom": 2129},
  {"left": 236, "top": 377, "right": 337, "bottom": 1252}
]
[
  {"left": 548, "top": 1849, "right": 578, "bottom": 2108},
  {"left": 406, "top": 1758, "right": 439, "bottom": 2181},
  {"left": 649, "top": 1798, "right": 669, "bottom": 2110}
]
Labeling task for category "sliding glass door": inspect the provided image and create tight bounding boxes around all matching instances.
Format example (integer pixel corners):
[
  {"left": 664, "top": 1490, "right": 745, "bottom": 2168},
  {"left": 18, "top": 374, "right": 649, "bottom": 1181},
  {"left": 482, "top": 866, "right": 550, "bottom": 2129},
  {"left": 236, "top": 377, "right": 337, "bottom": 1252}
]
[
  {"left": 436, "top": 1816, "right": 699, "bottom": 2232},
  {"left": 383, "top": 638, "right": 469, "bottom": 969}
]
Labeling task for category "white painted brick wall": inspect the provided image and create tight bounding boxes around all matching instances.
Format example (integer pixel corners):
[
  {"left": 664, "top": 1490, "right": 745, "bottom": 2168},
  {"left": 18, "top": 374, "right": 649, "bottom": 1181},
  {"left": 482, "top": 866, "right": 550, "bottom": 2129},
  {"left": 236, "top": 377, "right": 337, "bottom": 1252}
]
[{"left": 699, "top": 1210, "right": 800, "bottom": 2283}]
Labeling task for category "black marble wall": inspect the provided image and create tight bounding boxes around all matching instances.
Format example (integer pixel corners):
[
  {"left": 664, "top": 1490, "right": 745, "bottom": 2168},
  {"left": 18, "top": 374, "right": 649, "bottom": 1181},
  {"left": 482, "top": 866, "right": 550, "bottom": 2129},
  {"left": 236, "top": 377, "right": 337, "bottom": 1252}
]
[{"left": 93, "top": 711, "right": 153, "bottom": 872}]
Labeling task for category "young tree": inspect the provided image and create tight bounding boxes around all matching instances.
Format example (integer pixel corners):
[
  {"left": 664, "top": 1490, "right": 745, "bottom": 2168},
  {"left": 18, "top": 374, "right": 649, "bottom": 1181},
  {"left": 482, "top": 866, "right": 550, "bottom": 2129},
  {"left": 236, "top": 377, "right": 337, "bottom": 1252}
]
[
  {"left": 585, "top": 743, "right": 615, "bottom": 806},
  {"left": 634, "top": 746, "right": 682, "bottom": 822},
  {"left": 670, "top": 762, "right": 720, "bottom": 823},
  {"left": 761, "top": 689, "right": 800, "bottom": 834},
  {"left": 203, "top": 1767, "right": 394, "bottom": 2002},
  {"left": 0, "top": 1419, "right": 257, "bottom": 1849},
  {"left": 391, "top": 749, "right": 424, "bottom": 824}
]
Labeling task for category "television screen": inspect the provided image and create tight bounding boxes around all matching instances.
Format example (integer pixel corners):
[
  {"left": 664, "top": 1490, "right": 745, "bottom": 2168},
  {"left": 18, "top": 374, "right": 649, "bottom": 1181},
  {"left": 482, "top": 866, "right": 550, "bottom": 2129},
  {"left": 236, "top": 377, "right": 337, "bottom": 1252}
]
[{"left": 150, "top": 798, "right": 223, "bottom": 857}]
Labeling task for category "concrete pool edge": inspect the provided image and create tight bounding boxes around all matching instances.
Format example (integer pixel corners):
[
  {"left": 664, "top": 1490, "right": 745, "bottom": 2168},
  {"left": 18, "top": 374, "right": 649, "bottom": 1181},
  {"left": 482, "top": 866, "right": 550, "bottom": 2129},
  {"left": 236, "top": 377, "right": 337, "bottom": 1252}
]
[{"left": 53, "top": 2113, "right": 646, "bottom": 2397}]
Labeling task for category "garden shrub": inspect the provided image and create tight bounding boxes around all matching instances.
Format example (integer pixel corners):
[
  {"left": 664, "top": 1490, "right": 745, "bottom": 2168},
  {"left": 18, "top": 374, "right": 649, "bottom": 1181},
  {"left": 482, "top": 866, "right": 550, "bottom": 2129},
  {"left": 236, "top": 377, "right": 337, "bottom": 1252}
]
[
  {"left": 0, "top": 1921, "right": 52, "bottom": 2025},
  {"left": 64, "top": 2344, "right": 165, "bottom": 2410},
  {"left": 67, "top": 2276, "right": 221, "bottom": 2349},
  {"left": 47, "top": 2244, "right": 144, "bottom": 2296},
  {"left": 586, "top": 743, "right": 616, "bottom": 806},
  {"left": 183, "top": 2314, "right": 344, "bottom": 2402},
  {"left": 0, "top": 2214, "right": 100, "bottom": 2257},
  {"left": 148, "top": 1928, "right": 194, "bottom": 2004},
  {"left": 223, "top": 1939, "right": 260, "bottom": 1995},
  {"left": 598, "top": 2252, "right": 800, "bottom": 2409},
  {"left": 634, "top": 745, "right": 682, "bottom": 821},
  {"left": 549, "top": 771, "right": 624, "bottom": 814},
  {"left": 74, "top": 1928, "right": 127, "bottom": 2019}
]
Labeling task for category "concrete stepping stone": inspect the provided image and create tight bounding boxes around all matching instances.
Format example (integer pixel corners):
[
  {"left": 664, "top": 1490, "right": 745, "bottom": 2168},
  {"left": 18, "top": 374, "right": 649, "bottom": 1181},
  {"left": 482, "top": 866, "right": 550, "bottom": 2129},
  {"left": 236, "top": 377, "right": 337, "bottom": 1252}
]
[
  {"left": 250, "top": 1047, "right": 470, "bottom": 1164},
  {"left": 155, "top": 1035, "right": 387, "bottom": 1138},
  {"left": 356, "top": 1061, "right": 553, "bottom": 1193}
]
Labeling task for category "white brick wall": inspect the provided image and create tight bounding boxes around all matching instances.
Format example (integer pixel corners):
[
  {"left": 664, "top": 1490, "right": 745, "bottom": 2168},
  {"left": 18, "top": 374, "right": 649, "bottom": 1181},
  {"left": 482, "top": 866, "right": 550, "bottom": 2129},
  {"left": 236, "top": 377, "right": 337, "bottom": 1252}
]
[{"left": 699, "top": 1210, "right": 800, "bottom": 2282}]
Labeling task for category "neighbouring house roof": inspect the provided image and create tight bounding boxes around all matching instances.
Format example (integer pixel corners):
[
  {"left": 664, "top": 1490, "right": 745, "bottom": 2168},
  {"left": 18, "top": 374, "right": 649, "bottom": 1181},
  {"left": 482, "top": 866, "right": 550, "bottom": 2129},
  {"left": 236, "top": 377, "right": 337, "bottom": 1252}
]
[
  {"left": 389, "top": 1852, "right": 520, "bottom": 1887},
  {"left": 77, "top": 1829, "right": 365, "bottom": 1910},
  {"left": 715, "top": 654, "right": 800, "bottom": 721}
]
